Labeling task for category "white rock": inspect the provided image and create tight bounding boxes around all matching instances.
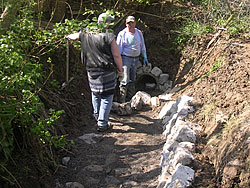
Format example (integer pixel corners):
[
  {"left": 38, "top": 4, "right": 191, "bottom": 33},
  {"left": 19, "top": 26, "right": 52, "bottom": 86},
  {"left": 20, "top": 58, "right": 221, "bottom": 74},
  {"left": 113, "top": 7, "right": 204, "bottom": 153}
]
[
  {"left": 151, "top": 97, "right": 160, "bottom": 108},
  {"left": 158, "top": 101, "right": 176, "bottom": 119},
  {"left": 162, "top": 113, "right": 179, "bottom": 136},
  {"left": 167, "top": 179, "right": 186, "bottom": 188},
  {"left": 78, "top": 133, "right": 102, "bottom": 144},
  {"left": 170, "top": 146, "right": 194, "bottom": 167},
  {"left": 130, "top": 95, "right": 143, "bottom": 110},
  {"left": 163, "top": 139, "right": 178, "bottom": 152},
  {"left": 167, "top": 124, "right": 196, "bottom": 144},
  {"left": 165, "top": 164, "right": 194, "bottom": 188},
  {"left": 179, "top": 142, "right": 195, "bottom": 152},
  {"left": 160, "top": 149, "right": 170, "bottom": 167},
  {"left": 158, "top": 94, "right": 172, "bottom": 101}
]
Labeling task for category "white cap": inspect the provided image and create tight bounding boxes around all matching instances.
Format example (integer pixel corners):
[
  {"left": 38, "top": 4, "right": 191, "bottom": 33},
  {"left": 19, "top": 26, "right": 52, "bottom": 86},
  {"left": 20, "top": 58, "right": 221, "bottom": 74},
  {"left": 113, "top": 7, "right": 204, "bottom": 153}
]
[
  {"left": 98, "top": 13, "right": 114, "bottom": 23},
  {"left": 126, "top": 16, "right": 135, "bottom": 23}
]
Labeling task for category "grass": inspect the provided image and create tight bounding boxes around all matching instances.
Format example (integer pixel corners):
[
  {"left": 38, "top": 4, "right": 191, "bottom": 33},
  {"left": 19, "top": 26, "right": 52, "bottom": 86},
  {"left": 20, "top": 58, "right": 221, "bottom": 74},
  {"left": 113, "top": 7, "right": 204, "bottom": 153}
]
[{"left": 201, "top": 57, "right": 222, "bottom": 78}]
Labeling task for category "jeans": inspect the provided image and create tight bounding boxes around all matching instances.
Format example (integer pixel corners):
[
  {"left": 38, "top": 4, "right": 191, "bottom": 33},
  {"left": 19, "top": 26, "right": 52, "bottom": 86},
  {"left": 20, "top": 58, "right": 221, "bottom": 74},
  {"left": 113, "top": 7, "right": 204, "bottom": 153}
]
[
  {"left": 120, "top": 56, "right": 139, "bottom": 87},
  {"left": 92, "top": 92, "right": 114, "bottom": 128}
]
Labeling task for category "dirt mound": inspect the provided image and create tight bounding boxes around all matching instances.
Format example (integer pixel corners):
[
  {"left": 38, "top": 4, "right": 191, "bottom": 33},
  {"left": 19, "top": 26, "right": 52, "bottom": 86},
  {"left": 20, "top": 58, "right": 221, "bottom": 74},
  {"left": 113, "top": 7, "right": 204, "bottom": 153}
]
[{"left": 172, "top": 34, "right": 250, "bottom": 187}]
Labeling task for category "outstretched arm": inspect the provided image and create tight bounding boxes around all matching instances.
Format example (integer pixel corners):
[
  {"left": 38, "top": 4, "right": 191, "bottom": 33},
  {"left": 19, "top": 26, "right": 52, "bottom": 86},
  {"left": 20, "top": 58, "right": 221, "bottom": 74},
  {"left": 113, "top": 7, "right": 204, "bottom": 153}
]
[{"left": 65, "top": 32, "right": 80, "bottom": 40}]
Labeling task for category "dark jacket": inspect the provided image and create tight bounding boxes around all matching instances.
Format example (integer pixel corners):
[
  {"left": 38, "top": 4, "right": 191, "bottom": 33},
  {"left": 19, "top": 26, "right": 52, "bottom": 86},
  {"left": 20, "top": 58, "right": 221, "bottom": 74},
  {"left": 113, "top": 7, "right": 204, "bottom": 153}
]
[{"left": 79, "top": 32, "right": 117, "bottom": 72}]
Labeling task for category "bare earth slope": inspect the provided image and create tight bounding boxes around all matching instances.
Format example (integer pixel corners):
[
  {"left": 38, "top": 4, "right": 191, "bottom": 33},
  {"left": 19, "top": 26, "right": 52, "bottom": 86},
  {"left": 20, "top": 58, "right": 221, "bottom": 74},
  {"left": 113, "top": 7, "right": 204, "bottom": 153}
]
[
  {"left": 173, "top": 34, "right": 250, "bottom": 187},
  {"left": 51, "top": 34, "right": 249, "bottom": 188}
]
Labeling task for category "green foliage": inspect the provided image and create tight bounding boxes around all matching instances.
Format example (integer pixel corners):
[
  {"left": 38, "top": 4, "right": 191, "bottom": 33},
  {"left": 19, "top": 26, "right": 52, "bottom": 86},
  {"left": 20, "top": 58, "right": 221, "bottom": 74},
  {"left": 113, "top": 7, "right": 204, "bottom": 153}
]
[
  {"left": 202, "top": 58, "right": 222, "bottom": 78},
  {"left": 174, "top": 20, "right": 214, "bottom": 46},
  {"left": 132, "top": 0, "right": 151, "bottom": 4},
  {"left": 0, "top": 3, "right": 119, "bottom": 178},
  {"left": 227, "top": 16, "right": 249, "bottom": 35},
  {"left": 35, "top": 109, "right": 66, "bottom": 147},
  {"left": 0, "top": 2, "right": 68, "bottom": 169}
]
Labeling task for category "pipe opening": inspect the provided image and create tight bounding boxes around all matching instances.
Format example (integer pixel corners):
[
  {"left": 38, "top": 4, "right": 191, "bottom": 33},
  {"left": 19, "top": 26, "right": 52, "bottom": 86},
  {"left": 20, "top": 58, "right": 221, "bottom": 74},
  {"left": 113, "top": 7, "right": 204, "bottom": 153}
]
[{"left": 136, "top": 73, "right": 159, "bottom": 92}]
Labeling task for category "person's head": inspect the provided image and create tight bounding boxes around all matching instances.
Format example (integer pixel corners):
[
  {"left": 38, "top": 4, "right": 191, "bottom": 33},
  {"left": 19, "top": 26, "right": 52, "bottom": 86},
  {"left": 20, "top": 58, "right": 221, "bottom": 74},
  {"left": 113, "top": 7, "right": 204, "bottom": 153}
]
[
  {"left": 125, "top": 16, "right": 136, "bottom": 32},
  {"left": 97, "top": 13, "right": 114, "bottom": 24}
]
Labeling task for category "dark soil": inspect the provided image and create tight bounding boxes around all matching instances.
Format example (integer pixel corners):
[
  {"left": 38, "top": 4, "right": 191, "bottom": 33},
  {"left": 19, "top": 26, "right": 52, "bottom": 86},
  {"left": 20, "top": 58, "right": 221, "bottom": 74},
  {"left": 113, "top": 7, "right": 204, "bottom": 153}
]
[{"left": 52, "top": 107, "right": 165, "bottom": 188}]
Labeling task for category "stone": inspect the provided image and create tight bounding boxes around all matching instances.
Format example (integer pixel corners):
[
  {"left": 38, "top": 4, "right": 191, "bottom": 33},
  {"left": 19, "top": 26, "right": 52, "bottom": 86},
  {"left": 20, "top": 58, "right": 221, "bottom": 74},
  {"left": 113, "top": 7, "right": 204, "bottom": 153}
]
[
  {"left": 84, "top": 177, "right": 100, "bottom": 186},
  {"left": 223, "top": 159, "right": 243, "bottom": 179},
  {"left": 165, "top": 164, "right": 194, "bottom": 188},
  {"left": 151, "top": 66, "right": 163, "bottom": 77},
  {"left": 151, "top": 96, "right": 160, "bottom": 108},
  {"left": 130, "top": 95, "right": 143, "bottom": 110},
  {"left": 114, "top": 168, "right": 128, "bottom": 176},
  {"left": 105, "top": 153, "right": 118, "bottom": 166},
  {"left": 170, "top": 146, "right": 194, "bottom": 167},
  {"left": 83, "top": 165, "right": 103, "bottom": 172},
  {"left": 62, "top": 157, "right": 70, "bottom": 166},
  {"left": 65, "top": 182, "right": 85, "bottom": 188},
  {"left": 105, "top": 176, "right": 121, "bottom": 185},
  {"left": 131, "top": 91, "right": 151, "bottom": 110},
  {"left": 167, "top": 124, "right": 196, "bottom": 143},
  {"left": 179, "top": 142, "right": 195, "bottom": 152},
  {"left": 136, "top": 67, "right": 143, "bottom": 75},
  {"left": 142, "top": 63, "right": 152, "bottom": 73},
  {"left": 113, "top": 102, "right": 132, "bottom": 115},
  {"left": 158, "top": 101, "right": 177, "bottom": 119},
  {"left": 159, "top": 73, "right": 169, "bottom": 84},
  {"left": 158, "top": 94, "right": 172, "bottom": 101},
  {"left": 78, "top": 133, "right": 102, "bottom": 144},
  {"left": 145, "top": 82, "right": 156, "bottom": 89}
]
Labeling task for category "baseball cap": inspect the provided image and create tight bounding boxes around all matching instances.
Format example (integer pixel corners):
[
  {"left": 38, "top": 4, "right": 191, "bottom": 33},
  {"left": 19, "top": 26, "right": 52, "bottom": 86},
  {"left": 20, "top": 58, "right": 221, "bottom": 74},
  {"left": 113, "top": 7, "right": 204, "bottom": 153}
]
[
  {"left": 126, "top": 16, "right": 135, "bottom": 23},
  {"left": 98, "top": 13, "right": 115, "bottom": 23}
]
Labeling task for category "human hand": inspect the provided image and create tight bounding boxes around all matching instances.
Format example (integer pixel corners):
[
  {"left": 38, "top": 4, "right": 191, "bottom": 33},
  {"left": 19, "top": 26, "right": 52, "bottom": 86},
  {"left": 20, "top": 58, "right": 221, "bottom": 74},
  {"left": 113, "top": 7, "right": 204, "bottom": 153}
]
[
  {"left": 117, "top": 71, "right": 124, "bottom": 82},
  {"left": 65, "top": 33, "right": 80, "bottom": 40}
]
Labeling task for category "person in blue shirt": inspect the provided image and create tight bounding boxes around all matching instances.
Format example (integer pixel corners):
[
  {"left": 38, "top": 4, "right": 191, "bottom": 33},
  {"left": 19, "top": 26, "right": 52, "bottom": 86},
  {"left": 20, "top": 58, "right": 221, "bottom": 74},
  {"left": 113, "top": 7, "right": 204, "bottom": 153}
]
[{"left": 116, "top": 15, "right": 148, "bottom": 103}]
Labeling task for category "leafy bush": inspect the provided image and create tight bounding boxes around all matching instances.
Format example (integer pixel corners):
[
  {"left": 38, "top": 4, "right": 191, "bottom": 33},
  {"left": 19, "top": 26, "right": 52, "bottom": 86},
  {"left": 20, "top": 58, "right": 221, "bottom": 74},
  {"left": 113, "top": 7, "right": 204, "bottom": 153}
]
[
  {"left": 0, "top": 2, "right": 71, "bottom": 174},
  {"left": 174, "top": 20, "right": 214, "bottom": 46}
]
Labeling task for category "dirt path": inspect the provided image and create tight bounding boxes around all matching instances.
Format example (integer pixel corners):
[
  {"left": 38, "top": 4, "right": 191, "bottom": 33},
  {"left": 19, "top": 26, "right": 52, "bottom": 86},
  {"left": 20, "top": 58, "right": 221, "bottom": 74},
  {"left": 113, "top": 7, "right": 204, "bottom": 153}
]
[{"left": 53, "top": 107, "right": 164, "bottom": 188}]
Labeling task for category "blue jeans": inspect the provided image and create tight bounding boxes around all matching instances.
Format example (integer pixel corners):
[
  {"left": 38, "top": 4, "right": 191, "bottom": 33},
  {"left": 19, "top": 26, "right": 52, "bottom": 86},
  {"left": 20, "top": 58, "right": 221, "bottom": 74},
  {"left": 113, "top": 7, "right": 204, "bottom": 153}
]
[
  {"left": 120, "top": 56, "right": 139, "bottom": 87},
  {"left": 92, "top": 92, "right": 113, "bottom": 128}
]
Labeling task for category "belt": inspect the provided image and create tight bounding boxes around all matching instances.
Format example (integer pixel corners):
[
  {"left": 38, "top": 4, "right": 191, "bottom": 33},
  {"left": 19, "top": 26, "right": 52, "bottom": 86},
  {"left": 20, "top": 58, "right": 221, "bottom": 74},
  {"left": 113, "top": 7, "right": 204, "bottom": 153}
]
[{"left": 121, "top": 54, "right": 139, "bottom": 58}]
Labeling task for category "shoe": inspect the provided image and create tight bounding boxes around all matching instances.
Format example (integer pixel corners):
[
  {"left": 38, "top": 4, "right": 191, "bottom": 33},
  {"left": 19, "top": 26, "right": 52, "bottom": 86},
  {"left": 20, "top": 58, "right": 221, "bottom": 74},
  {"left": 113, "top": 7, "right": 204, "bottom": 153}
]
[{"left": 96, "top": 123, "right": 113, "bottom": 132}]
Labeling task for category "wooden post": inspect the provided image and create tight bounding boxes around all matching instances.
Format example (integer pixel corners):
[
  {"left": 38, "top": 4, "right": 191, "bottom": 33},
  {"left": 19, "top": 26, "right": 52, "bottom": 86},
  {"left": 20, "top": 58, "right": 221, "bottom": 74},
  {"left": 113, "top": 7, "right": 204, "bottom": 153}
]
[{"left": 66, "top": 39, "right": 69, "bottom": 83}]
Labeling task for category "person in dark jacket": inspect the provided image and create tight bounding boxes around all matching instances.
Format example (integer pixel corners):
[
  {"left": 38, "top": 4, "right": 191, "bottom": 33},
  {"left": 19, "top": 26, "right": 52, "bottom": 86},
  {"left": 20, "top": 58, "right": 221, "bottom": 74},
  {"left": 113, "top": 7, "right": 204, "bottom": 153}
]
[{"left": 66, "top": 12, "right": 123, "bottom": 132}]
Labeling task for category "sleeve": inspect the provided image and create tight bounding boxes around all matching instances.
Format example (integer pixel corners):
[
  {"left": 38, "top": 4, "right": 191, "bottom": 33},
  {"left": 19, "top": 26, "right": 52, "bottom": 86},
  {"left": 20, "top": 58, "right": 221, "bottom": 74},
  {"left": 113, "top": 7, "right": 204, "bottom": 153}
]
[
  {"left": 116, "top": 31, "right": 124, "bottom": 54},
  {"left": 138, "top": 29, "right": 146, "bottom": 55}
]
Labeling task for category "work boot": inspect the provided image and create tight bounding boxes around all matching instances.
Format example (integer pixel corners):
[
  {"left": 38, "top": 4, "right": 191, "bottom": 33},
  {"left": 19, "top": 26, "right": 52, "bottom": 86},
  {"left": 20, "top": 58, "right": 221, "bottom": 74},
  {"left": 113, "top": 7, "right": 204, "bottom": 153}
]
[
  {"left": 119, "top": 87, "right": 127, "bottom": 103},
  {"left": 127, "top": 84, "right": 136, "bottom": 100}
]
